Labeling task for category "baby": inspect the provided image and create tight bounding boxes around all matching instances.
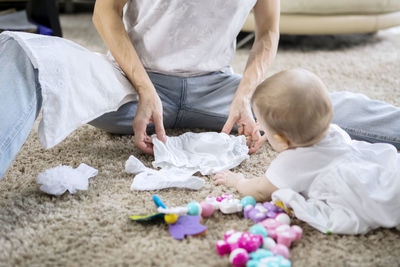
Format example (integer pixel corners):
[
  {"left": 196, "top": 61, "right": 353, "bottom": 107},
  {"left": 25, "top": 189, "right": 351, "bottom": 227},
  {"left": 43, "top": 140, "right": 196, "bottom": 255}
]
[
  {"left": 214, "top": 68, "right": 400, "bottom": 233},
  {"left": 214, "top": 68, "right": 333, "bottom": 201},
  {"left": 214, "top": 68, "right": 400, "bottom": 204}
]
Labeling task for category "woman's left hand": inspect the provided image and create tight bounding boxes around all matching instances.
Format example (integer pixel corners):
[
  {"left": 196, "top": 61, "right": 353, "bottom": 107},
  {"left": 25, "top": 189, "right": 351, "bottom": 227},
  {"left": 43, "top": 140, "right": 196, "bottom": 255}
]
[{"left": 221, "top": 96, "right": 265, "bottom": 154}]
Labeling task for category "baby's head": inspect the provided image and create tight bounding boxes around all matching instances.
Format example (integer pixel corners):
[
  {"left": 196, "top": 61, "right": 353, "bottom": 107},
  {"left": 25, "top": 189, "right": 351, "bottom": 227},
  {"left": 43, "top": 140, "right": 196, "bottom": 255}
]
[{"left": 252, "top": 68, "right": 332, "bottom": 152}]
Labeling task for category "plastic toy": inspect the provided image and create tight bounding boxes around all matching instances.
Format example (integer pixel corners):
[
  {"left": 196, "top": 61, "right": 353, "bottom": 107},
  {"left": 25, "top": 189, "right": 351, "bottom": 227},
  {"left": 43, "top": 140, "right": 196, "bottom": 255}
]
[
  {"left": 247, "top": 249, "right": 291, "bottom": 267},
  {"left": 129, "top": 195, "right": 208, "bottom": 240},
  {"left": 244, "top": 202, "right": 286, "bottom": 223},
  {"left": 169, "top": 215, "right": 207, "bottom": 240},
  {"left": 275, "top": 213, "right": 291, "bottom": 225},
  {"left": 260, "top": 218, "right": 302, "bottom": 247},
  {"left": 238, "top": 232, "right": 263, "bottom": 253},
  {"left": 129, "top": 195, "right": 171, "bottom": 222},
  {"left": 274, "top": 200, "right": 292, "bottom": 215},
  {"left": 205, "top": 194, "right": 243, "bottom": 214},
  {"left": 216, "top": 203, "right": 303, "bottom": 266},
  {"left": 200, "top": 201, "right": 215, "bottom": 217},
  {"left": 254, "top": 218, "right": 302, "bottom": 258},
  {"left": 262, "top": 237, "right": 277, "bottom": 250},
  {"left": 229, "top": 248, "right": 249, "bottom": 267},
  {"left": 215, "top": 228, "right": 294, "bottom": 267},
  {"left": 249, "top": 224, "right": 268, "bottom": 238},
  {"left": 164, "top": 213, "right": 179, "bottom": 224},
  {"left": 187, "top": 201, "right": 202, "bottom": 215},
  {"left": 216, "top": 230, "right": 263, "bottom": 256},
  {"left": 240, "top": 196, "right": 256, "bottom": 207},
  {"left": 130, "top": 193, "right": 252, "bottom": 226}
]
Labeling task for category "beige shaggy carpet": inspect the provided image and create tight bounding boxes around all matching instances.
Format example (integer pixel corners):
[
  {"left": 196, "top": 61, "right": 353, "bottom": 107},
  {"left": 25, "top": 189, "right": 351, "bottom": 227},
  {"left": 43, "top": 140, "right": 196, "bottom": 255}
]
[{"left": 1, "top": 13, "right": 400, "bottom": 267}]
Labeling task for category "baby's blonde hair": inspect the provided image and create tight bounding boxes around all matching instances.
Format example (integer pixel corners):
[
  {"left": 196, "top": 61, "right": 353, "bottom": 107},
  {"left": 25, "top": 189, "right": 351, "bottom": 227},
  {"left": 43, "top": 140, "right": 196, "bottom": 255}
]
[{"left": 252, "top": 68, "right": 333, "bottom": 147}]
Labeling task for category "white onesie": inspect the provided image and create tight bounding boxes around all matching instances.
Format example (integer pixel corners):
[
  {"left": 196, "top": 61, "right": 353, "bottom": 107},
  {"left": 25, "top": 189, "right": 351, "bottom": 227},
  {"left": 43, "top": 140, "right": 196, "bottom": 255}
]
[{"left": 269, "top": 124, "right": 400, "bottom": 234}]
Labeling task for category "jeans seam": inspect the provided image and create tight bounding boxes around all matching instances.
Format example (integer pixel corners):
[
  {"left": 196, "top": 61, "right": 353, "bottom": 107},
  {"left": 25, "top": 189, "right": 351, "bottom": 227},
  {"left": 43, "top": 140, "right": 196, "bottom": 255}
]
[
  {"left": 341, "top": 126, "right": 400, "bottom": 143},
  {"left": 173, "top": 78, "right": 186, "bottom": 128},
  {"left": 0, "top": 95, "right": 35, "bottom": 158}
]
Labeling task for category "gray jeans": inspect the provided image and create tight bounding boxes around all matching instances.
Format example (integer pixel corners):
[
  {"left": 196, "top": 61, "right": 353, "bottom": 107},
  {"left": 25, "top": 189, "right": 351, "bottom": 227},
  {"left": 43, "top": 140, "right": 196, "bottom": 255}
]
[{"left": 90, "top": 71, "right": 400, "bottom": 149}]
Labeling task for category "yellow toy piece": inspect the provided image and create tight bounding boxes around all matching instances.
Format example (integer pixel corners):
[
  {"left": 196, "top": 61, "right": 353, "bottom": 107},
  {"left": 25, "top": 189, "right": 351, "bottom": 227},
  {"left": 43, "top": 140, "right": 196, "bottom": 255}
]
[
  {"left": 164, "top": 213, "right": 179, "bottom": 224},
  {"left": 274, "top": 201, "right": 293, "bottom": 216}
]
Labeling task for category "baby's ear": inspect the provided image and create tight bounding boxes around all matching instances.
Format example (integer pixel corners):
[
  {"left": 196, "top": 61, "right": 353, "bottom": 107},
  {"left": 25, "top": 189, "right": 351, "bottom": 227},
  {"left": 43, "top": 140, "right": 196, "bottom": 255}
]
[{"left": 273, "top": 133, "right": 290, "bottom": 151}]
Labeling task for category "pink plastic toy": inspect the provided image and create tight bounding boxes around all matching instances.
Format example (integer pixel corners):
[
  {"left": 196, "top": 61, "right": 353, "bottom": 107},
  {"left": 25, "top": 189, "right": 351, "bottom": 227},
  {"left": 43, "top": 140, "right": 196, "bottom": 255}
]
[
  {"left": 229, "top": 248, "right": 249, "bottom": 267},
  {"left": 238, "top": 232, "right": 263, "bottom": 253},
  {"left": 259, "top": 218, "right": 303, "bottom": 258},
  {"left": 216, "top": 230, "right": 263, "bottom": 257},
  {"left": 216, "top": 193, "right": 233, "bottom": 202},
  {"left": 200, "top": 201, "right": 215, "bottom": 217},
  {"left": 270, "top": 244, "right": 290, "bottom": 259}
]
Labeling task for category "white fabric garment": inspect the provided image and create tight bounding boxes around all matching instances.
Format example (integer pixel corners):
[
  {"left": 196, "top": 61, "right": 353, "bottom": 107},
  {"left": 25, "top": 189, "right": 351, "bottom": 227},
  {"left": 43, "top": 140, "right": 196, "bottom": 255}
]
[
  {"left": 268, "top": 124, "right": 400, "bottom": 234},
  {"left": 122, "top": 0, "right": 256, "bottom": 76},
  {"left": 0, "top": 31, "right": 137, "bottom": 149},
  {"left": 37, "top": 163, "right": 98, "bottom": 195},
  {"left": 152, "top": 132, "right": 249, "bottom": 175},
  {"left": 125, "top": 155, "right": 205, "bottom": 191}
]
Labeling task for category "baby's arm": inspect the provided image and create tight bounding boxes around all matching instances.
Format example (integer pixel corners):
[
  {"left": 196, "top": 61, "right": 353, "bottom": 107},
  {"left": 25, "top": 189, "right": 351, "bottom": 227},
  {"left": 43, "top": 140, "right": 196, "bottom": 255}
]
[{"left": 213, "top": 170, "right": 278, "bottom": 202}]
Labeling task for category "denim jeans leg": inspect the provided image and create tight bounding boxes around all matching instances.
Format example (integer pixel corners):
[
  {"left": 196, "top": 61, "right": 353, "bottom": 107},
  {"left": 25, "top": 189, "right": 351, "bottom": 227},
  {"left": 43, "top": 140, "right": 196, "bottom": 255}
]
[
  {"left": 88, "top": 72, "right": 181, "bottom": 134},
  {"left": 178, "top": 71, "right": 241, "bottom": 131},
  {"left": 331, "top": 91, "right": 400, "bottom": 149},
  {"left": 0, "top": 39, "right": 42, "bottom": 180}
]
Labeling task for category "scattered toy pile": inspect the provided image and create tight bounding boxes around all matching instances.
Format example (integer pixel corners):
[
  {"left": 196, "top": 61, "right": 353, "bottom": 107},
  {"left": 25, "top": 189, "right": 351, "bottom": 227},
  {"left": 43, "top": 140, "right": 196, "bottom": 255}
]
[
  {"left": 128, "top": 194, "right": 302, "bottom": 266},
  {"left": 215, "top": 197, "right": 302, "bottom": 267}
]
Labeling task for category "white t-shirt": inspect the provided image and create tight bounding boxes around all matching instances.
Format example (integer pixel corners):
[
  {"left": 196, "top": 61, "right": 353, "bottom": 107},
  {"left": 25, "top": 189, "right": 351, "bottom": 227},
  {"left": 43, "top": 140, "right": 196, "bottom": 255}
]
[
  {"left": 267, "top": 124, "right": 400, "bottom": 197},
  {"left": 123, "top": 0, "right": 257, "bottom": 76}
]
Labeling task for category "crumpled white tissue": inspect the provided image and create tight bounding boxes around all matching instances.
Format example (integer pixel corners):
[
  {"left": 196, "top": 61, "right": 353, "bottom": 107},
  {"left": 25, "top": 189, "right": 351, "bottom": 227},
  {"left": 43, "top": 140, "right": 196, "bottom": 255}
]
[
  {"left": 37, "top": 163, "right": 98, "bottom": 195},
  {"left": 152, "top": 132, "right": 249, "bottom": 175},
  {"left": 125, "top": 156, "right": 205, "bottom": 190}
]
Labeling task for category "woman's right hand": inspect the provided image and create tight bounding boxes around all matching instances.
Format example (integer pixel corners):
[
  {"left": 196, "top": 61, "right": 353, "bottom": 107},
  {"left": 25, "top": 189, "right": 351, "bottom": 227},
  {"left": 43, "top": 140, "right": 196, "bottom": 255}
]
[{"left": 132, "top": 90, "right": 166, "bottom": 154}]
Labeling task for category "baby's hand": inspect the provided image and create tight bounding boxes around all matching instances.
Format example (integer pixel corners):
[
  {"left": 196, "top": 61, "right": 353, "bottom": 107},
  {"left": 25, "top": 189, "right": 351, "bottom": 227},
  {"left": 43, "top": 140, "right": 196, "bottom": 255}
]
[{"left": 213, "top": 170, "right": 245, "bottom": 188}]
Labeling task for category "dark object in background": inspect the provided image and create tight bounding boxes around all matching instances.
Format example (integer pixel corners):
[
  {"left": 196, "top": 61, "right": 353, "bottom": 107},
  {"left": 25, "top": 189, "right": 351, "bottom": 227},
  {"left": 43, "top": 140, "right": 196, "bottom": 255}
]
[
  {"left": 63, "top": 0, "right": 95, "bottom": 13},
  {"left": 26, "top": 0, "right": 62, "bottom": 37},
  {"left": 0, "top": 0, "right": 27, "bottom": 10}
]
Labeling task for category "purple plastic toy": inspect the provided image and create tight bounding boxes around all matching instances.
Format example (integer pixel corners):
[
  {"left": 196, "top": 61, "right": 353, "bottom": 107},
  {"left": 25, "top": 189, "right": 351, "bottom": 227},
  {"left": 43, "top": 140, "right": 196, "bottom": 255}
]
[
  {"left": 244, "top": 202, "right": 285, "bottom": 223},
  {"left": 169, "top": 215, "right": 208, "bottom": 240}
]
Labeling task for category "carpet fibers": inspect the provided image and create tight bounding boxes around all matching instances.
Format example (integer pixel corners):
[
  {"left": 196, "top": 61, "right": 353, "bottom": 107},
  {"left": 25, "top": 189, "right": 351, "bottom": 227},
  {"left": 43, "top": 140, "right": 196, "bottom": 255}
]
[{"left": 1, "top": 14, "right": 400, "bottom": 267}]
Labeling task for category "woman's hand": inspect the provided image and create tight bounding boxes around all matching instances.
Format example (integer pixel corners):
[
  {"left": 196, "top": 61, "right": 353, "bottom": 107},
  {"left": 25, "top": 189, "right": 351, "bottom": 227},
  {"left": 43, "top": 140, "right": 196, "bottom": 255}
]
[
  {"left": 222, "top": 96, "right": 265, "bottom": 154},
  {"left": 132, "top": 91, "right": 166, "bottom": 154}
]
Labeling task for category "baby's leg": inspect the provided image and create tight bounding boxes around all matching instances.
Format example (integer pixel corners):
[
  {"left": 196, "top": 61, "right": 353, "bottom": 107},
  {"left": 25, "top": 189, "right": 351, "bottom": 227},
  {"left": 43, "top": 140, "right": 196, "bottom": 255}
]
[{"left": 331, "top": 91, "right": 400, "bottom": 149}]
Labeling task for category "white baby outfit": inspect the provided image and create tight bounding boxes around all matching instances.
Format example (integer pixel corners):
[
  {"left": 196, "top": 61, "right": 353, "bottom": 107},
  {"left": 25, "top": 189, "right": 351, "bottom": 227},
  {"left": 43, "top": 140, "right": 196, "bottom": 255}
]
[
  {"left": 127, "top": 132, "right": 249, "bottom": 190},
  {"left": 269, "top": 124, "right": 400, "bottom": 234}
]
